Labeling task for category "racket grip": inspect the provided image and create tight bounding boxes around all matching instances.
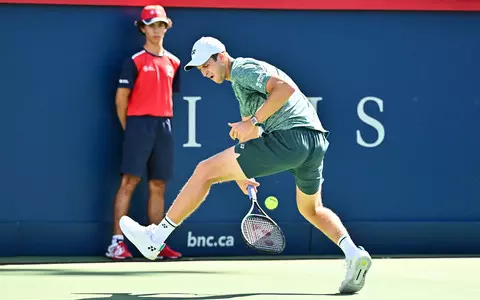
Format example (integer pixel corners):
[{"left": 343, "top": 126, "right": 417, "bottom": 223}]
[{"left": 247, "top": 185, "right": 256, "bottom": 199}]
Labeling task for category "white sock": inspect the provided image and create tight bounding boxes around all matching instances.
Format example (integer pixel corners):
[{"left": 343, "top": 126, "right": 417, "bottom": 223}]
[
  {"left": 338, "top": 235, "right": 359, "bottom": 259},
  {"left": 112, "top": 235, "right": 123, "bottom": 245},
  {"left": 151, "top": 215, "right": 178, "bottom": 245}
]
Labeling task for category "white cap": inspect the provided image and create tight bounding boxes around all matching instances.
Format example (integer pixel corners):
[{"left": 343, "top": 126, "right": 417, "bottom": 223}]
[{"left": 184, "top": 37, "right": 226, "bottom": 71}]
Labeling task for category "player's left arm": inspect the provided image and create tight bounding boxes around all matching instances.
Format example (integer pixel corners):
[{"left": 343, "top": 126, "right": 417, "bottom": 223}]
[
  {"left": 254, "top": 77, "right": 295, "bottom": 123},
  {"left": 238, "top": 116, "right": 261, "bottom": 143}
]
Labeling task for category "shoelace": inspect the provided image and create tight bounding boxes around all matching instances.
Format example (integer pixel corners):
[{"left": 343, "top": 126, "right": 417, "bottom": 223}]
[{"left": 145, "top": 224, "right": 157, "bottom": 238}]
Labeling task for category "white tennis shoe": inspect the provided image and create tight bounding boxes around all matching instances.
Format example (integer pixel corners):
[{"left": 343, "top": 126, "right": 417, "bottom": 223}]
[
  {"left": 119, "top": 216, "right": 165, "bottom": 260},
  {"left": 339, "top": 246, "right": 372, "bottom": 294}
]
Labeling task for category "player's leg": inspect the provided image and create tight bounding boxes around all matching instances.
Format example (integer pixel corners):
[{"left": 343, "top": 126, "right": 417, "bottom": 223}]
[
  {"left": 296, "top": 185, "right": 371, "bottom": 294},
  {"left": 294, "top": 130, "right": 371, "bottom": 294},
  {"left": 296, "top": 184, "right": 348, "bottom": 245},
  {"left": 119, "top": 145, "right": 250, "bottom": 259},
  {"left": 119, "top": 131, "right": 301, "bottom": 260},
  {"left": 106, "top": 116, "right": 154, "bottom": 259},
  {"left": 147, "top": 117, "right": 181, "bottom": 258},
  {"left": 292, "top": 130, "right": 355, "bottom": 249},
  {"left": 164, "top": 145, "right": 249, "bottom": 223},
  {"left": 295, "top": 183, "right": 365, "bottom": 258}
]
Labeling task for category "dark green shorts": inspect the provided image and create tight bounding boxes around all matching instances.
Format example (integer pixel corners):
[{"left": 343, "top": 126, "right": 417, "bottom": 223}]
[{"left": 234, "top": 127, "right": 329, "bottom": 195}]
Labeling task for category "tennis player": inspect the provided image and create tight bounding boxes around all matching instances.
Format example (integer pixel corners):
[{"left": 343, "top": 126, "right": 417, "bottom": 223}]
[{"left": 120, "top": 37, "right": 372, "bottom": 294}]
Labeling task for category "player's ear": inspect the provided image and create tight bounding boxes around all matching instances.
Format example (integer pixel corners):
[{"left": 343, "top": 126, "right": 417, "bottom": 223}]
[{"left": 218, "top": 52, "right": 226, "bottom": 62}]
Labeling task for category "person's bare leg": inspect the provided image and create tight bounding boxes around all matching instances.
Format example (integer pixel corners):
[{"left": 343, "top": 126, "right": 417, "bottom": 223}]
[
  {"left": 296, "top": 184, "right": 371, "bottom": 294},
  {"left": 118, "top": 146, "right": 252, "bottom": 260},
  {"left": 147, "top": 146, "right": 249, "bottom": 245},
  {"left": 113, "top": 174, "right": 141, "bottom": 235},
  {"left": 296, "top": 184, "right": 361, "bottom": 257},
  {"left": 147, "top": 179, "right": 182, "bottom": 258},
  {"left": 295, "top": 185, "right": 347, "bottom": 244},
  {"left": 166, "top": 146, "right": 248, "bottom": 224},
  {"left": 147, "top": 179, "right": 167, "bottom": 225}
]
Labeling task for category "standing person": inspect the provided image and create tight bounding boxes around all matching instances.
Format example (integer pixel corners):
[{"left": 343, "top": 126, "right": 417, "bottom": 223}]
[
  {"left": 105, "top": 5, "right": 182, "bottom": 260},
  {"left": 119, "top": 37, "right": 372, "bottom": 294}
]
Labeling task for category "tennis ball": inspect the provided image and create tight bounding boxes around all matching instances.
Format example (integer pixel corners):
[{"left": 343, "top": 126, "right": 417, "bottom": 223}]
[{"left": 264, "top": 196, "right": 278, "bottom": 210}]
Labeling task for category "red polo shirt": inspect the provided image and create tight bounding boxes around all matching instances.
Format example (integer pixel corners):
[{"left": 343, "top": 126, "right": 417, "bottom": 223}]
[{"left": 117, "top": 49, "right": 180, "bottom": 117}]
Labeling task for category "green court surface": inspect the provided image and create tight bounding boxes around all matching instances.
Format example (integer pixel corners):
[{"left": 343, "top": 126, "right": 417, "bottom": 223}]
[{"left": 1, "top": 257, "right": 479, "bottom": 300}]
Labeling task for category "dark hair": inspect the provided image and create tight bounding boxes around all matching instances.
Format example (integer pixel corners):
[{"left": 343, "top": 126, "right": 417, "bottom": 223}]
[
  {"left": 135, "top": 19, "right": 172, "bottom": 36},
  {"left": 210, "top": 53, "right": 219, "bottom": 61}
]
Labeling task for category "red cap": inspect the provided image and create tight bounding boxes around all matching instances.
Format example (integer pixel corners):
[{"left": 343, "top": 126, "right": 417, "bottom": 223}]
[{"left": 138, "top": 5, "right": 169, "bottom": 25}]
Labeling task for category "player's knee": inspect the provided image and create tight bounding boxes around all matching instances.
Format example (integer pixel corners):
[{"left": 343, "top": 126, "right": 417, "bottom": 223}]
[
  {"left": 297, "top": 199, "right": 315, "bottom": 219},
  {"left": 194, "top": 159, "right": 218, "bottom": 184},
  {"left": 310, "top": 195, "right": 333, "bottom": 219},
  {"left": 296, "top": 186, "right": 323, "bottom": 218}
]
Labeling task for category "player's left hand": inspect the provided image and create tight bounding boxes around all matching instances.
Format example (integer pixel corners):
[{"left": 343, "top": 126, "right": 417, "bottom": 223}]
[
  {"left": 236, "top": 178, "right": 260, "bottom": 195},
  {"left": 228, "top": 120, "right": 255, "bottom": 142}
]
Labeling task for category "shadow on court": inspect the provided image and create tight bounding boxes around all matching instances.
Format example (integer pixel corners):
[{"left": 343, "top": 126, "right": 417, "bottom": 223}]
[
  {"left": 73, "top": 292, "right": 350, "bottom": 299},
  {"left": 0, "top": 268, "right": 231, "bottom": 276}
]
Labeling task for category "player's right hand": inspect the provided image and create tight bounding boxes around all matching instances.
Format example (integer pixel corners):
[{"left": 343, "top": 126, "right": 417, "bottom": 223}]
[{"left": 236, "top": 179, "right": 260, "bottom": 195}]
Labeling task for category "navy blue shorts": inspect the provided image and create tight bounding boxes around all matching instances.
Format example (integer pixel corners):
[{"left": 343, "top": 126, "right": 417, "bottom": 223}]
[{"left": 120, "top": 116, "right": 173, "bottom": 181}]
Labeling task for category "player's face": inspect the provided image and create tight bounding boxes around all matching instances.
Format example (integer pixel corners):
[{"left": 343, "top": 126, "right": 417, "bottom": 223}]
[
  {"left": 142, "top": 22, "right": 167, "bottom": 43},
  {"left": 197, "top": 54, "right": 227, "bottom": 84}
]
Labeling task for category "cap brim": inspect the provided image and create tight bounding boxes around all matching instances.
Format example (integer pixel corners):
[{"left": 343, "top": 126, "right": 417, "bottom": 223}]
[
  {"left": 184, "top": 56, "right": 210, "bottom": 71},
  {"left": 142, "top": 17, "right": 169, "bottom": 25}
]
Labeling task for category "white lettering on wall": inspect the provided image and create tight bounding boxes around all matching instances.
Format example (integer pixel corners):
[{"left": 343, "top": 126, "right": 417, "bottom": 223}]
[
  {"left": 182, "top": 95, "right": 385, "bottom": 149},
  {"left": 183, "top": 96, "right": 202, "bottom": 148},
  {"left": 308, "top": 97, "right": 323, "bottom": 111},
  {"left": 356, "top": 96, "right": 385, "bottom": 148}
]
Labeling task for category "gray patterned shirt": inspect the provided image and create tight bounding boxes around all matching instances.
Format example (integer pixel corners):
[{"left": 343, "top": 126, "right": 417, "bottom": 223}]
[{"left": 230, "top": 57, "right": 327, "bottom": 133}]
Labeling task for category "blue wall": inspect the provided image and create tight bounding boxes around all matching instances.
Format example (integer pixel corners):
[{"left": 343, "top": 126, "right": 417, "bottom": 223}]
[{"left": 1, "top": 4, "right": 479, "bottom": 257}]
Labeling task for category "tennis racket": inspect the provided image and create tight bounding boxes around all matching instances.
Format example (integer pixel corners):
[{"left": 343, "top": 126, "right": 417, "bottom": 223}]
[{"left": 240, "top": 185, "right": 286, "bottom": 254}]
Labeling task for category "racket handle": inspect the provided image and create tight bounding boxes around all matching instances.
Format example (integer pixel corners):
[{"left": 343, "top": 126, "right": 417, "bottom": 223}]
[{"left": 247, "top": 185, "right": 256, "bottom": 200}]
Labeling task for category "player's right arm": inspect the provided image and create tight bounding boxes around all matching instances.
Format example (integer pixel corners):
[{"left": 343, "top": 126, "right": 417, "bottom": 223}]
[{"left": 116, "top": 57, "right": 138, "bottom": 130}]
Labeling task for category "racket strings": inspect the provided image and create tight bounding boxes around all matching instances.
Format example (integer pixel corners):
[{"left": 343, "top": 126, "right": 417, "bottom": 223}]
[{"left": 242, "top": 216, "right": 284, "bottom": 253}]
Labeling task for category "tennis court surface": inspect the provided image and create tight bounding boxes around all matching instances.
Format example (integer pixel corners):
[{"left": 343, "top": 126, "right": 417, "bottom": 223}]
[{"left": 1, "top": 256, "right": 479, "bottom": 300}]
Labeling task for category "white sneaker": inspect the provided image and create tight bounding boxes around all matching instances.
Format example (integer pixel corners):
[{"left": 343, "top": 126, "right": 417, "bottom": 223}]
[
  {"left": 119, "top": 216, "right": 165, "bottom": 261},
  {"left": 339, "top": 246, "right": 372, "bottom": 294}
]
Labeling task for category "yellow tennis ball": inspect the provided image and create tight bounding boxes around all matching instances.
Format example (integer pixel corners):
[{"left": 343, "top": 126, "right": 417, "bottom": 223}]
[{"left": 264, "top": 196, "right": 278, "bottom": 210}]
